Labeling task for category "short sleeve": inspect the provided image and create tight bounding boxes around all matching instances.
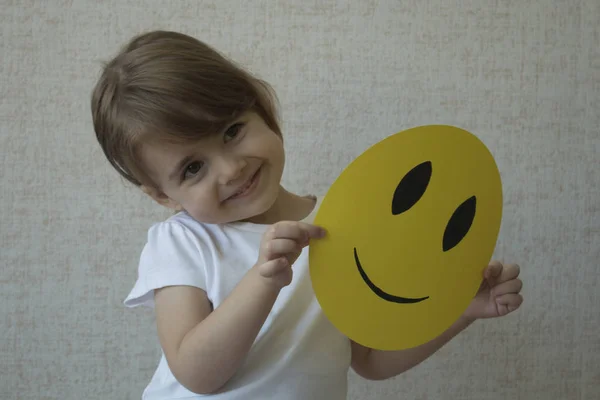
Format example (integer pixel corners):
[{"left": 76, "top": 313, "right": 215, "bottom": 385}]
[{"left": 124, "top": 221, "right": 208, "bottom": 309}]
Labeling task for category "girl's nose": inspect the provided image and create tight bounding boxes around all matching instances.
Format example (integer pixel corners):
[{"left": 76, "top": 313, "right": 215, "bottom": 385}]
[{"left": 216, "top": 155, "right": 247, "bottom": 185}]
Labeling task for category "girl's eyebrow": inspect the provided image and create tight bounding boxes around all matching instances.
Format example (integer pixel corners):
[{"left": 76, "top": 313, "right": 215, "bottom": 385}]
[{"left": 169, "top": 155, "right": 193, "bottom": 181}]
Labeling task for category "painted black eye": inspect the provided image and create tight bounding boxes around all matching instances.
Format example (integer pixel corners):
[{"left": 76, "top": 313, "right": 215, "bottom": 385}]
[
  {"left": 392, "top": 161, "right": 432, "bottom": 215},
  {"left": 443, "top": 196, "right": 476, "bottom": 251}
]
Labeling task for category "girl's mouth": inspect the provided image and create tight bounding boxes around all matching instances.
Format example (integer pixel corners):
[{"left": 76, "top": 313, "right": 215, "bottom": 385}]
[{"left": 228, "top": 167, "right": 261, "bottom": 200}]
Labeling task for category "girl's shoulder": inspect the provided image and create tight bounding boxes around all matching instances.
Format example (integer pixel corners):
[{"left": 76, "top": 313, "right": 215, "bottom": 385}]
[
  {"left": 161, "top": 211, "right": 212, "bottom": 233},
  {"left": 124, "top": 212, "right": 219, "bottom": 309},
  {"left": 152, "top": 211, "right": 227, "bottom": 247}
]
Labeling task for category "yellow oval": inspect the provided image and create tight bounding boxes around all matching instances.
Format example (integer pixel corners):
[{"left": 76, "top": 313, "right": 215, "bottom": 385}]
[{"left": 309, "top": 125, "right": 502, "bottom": 350}]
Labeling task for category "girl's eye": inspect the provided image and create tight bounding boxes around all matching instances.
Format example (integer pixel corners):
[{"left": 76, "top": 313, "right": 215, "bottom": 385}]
[
  {"left": 183, "top": 161, "right": 204, "bottom": 180},
  {"left": 224, "top": 123, "right": 244, "bottom": 142}
]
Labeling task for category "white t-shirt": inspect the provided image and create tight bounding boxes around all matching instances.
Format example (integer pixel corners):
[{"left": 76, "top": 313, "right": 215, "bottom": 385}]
[{"left": 124, "top": 197, "right": 352, "bottom": 399}]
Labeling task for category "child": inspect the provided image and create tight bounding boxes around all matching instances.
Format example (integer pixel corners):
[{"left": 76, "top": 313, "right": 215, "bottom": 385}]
[{"left": 91, "top": 30, "right": 523, "bottom": 399}]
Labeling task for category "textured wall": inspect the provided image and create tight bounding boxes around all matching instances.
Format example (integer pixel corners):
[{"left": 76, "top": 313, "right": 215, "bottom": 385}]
[{"left": 1, "top": 1, "right": 598, "bottom": 399}]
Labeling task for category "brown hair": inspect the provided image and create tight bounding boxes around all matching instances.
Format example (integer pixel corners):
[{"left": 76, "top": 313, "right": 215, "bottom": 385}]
[{"left": 91, "top": 30, "right": 281, "bottom": 187}]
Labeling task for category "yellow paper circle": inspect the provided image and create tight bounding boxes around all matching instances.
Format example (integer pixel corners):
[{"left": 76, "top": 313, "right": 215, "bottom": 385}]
[{"left": 309, "top": 125, "right": 502, "bottom": 350}]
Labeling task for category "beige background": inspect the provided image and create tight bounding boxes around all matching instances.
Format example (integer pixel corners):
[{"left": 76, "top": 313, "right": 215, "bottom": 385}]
[{"left": 2, "top": 1, "right": 599, "bottom": 399}]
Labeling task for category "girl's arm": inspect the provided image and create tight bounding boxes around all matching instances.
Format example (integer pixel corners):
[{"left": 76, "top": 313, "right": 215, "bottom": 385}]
[
  {"left": 154, "top": 266, "right": 281, "bottom": 394},
  {"left": 350, "top": 316, "right": 474, "bottom": 380},
  {"left": 154, "top": 221, "right": 326, "bottom": 394}
]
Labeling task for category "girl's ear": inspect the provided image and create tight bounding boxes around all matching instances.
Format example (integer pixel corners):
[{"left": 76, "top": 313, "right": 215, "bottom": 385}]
[{"left": 140, "top": 186, "right": 183, "bottom": 211}]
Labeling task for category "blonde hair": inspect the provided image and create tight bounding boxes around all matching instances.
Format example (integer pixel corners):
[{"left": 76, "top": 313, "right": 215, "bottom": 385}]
[{"left": 91, "top": 30, "right": 281, "bottom": 187}]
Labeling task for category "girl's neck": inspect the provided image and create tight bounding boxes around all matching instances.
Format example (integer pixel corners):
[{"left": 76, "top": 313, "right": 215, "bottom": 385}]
[{"left": 243, "top": 186, "right": 316, "bottom": 225}]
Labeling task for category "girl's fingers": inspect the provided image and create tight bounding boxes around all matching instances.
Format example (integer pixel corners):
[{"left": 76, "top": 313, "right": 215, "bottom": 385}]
[
  {"left": 259, "top": 257, "right": 289, "bottom": 277},
  {"left": 266, "top": 238, "right": 301, "bottom": 258},
  {"left": 266, "top": 221, "right": 326, "bottom": 242},
  {"left": 492, "top": 278, "right": 523, "bottom": 297},
  {"left": 496, "top": 263, "right": 520, "bottom": 284},
  {"left": 495, "top": 293, "right": 524, "bottom": 315},
  {"left": 484, "top": 260, "right": 503, "bottom": 281},
  {"left": 298, "top": 222, "right": 327, "bottom": 239},
  {"left": 259, "top": 221, "right": 327, "bottom": 266}
]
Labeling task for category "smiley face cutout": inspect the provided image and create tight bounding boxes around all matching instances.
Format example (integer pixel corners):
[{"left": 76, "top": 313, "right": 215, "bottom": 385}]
[{"left": 309, "top": 125, "right": 502, "bottom": 351}]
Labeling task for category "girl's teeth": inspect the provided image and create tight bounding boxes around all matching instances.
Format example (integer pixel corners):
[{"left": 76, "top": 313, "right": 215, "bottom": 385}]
[{"left": 235, "top": 178, "right": 252, "bottom": 196}]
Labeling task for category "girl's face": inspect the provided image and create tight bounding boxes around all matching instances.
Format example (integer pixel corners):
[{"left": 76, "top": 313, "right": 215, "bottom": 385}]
[{"left": 139, "top": 112, "right": 285, "bottom": 224}]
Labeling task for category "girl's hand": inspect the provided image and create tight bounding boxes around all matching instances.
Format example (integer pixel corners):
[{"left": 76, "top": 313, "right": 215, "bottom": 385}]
[
  {"left": 255, "top": 221, "right": 326, "bottom": 289},
  {"left": 463, "top": 261, "right": 523, "bottom": 320}
]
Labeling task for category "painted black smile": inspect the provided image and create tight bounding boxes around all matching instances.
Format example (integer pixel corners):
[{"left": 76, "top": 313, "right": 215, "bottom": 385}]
[{"left": 354, "top": 248, "right": 429, "bottom": 304}]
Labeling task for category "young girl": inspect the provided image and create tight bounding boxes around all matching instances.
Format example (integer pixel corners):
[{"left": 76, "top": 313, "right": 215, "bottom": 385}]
[{"left": 91, "top": 30, "right": 523, "bottom": 399}]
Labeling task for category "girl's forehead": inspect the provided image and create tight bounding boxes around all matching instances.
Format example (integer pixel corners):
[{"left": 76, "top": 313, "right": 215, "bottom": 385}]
[{"left": 142, "top": 136, "right": 213, "bottom": 159}]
